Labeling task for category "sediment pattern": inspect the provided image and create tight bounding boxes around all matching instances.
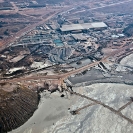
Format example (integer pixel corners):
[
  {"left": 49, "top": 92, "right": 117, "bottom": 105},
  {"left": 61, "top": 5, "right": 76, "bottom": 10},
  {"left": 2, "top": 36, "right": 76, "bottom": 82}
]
[{"left": 45, "top": 83, "right": 133, "bottom": 133}]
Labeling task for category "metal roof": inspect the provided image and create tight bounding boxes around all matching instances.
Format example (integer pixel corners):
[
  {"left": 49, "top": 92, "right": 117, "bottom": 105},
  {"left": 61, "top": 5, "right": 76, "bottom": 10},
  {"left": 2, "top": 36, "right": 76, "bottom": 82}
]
[
  {"left": 72, "top": 34, "right": 87, "bottom": 40},
  {"left": 60, "top": 22, "right": 107, "bottom": 32}
]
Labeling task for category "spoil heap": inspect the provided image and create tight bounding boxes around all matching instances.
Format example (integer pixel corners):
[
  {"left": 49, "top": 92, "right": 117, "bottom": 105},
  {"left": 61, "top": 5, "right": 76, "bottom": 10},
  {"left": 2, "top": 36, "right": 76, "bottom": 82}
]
[{"left": 0, "top": 84, "right": 38, "bottom": 133}]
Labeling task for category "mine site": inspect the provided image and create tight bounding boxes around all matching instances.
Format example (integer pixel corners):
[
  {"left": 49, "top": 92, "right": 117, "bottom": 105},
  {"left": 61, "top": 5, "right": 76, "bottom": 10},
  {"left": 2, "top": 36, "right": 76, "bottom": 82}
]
[{"left": 1, "top": 0, "right": 133, "bottom": 133}]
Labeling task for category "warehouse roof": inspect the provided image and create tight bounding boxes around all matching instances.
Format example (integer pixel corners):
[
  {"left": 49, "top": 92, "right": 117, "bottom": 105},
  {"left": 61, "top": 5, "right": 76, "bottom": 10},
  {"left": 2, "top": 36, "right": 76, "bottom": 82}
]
[
  {"left": 60, "top": 22, "right": 107, "bottom": 32},
  {"left": 72, "top": 34, "right": 87, "bottom": 40}
]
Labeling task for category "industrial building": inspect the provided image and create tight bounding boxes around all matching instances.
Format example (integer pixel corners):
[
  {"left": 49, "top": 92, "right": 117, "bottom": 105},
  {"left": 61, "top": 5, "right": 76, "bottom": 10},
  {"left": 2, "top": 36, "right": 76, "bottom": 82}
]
[
  {"left": 60, "top": 22, "right": 108, "bottom": 32},
  {"left": 72, "top": 34, "right": 87, "bottom": 41}
]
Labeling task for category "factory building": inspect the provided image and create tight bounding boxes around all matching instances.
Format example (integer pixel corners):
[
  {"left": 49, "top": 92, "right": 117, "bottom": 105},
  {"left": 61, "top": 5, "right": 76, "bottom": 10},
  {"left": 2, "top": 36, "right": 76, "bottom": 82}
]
[
  {"left": 60, "top": 22, "right": 107, "bottom": 33},
  {"left": 71, "top": 34, "right": 87, "bottom": 41}
]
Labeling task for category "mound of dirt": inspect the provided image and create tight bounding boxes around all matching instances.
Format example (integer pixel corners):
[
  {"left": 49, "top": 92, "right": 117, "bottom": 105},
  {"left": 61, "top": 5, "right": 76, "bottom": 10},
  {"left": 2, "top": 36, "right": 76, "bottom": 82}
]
[{"left": 0, "top": 84, "right": 39, "bottom": 133}]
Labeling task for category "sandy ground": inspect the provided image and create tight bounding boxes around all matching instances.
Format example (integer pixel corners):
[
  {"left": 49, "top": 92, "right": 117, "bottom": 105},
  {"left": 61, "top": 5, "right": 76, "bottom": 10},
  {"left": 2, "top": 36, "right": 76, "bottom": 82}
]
[
  {"left": 9, "top": 90, "right": 77, "bottom": 133},
  {"left": 120, "top": 54, "right": 133, "bottom": 67},
  {"left": 8, "top": 67, "right": 25, "bottom": 74},
  {"left": 8, "top": 82, "right": 133, "bottom": 133},
  {"left": 30, "top": 62, "right": 48, "bottom": 69},
  {"left": 44, "top": 83, "right": 133, "bottom": 133}
]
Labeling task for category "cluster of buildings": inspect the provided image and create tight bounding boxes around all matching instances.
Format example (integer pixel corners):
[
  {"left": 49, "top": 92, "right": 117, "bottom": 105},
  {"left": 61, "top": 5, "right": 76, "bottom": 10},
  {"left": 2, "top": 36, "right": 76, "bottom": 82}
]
[{"left": 10, "top": 6, "right": 133, "bottom": 67}]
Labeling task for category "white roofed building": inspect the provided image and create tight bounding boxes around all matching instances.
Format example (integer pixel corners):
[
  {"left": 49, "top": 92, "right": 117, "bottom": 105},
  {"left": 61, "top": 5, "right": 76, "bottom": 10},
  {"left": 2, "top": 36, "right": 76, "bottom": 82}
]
[{"left": 60, "top": 22, "right": 107, "bottom": 32}]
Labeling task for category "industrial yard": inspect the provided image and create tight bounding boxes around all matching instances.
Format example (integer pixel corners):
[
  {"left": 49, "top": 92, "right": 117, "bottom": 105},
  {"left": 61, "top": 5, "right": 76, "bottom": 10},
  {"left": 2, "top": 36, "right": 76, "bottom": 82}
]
[{"left": 1, "top": 0, "right": 133, "bottom": 133}]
